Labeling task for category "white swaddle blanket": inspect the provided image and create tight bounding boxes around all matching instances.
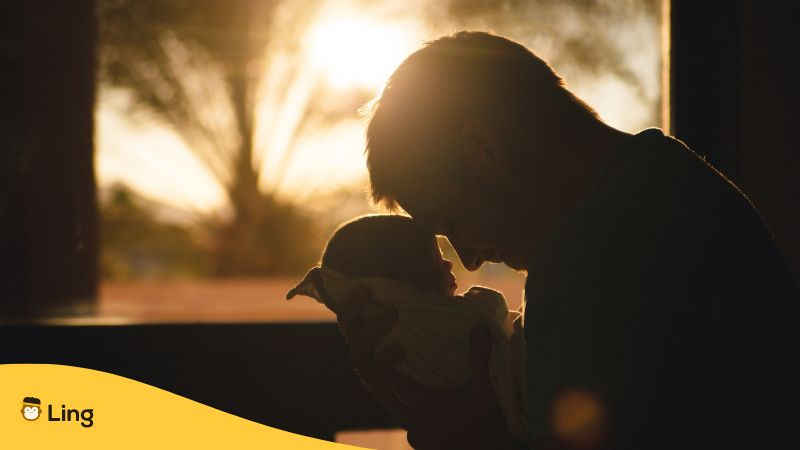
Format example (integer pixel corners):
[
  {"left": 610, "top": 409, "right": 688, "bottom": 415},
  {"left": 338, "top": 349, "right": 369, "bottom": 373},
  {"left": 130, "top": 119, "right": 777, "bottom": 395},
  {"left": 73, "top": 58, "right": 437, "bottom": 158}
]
[{"left": 286, "top": 266, "right": 528, "bottom": 443}]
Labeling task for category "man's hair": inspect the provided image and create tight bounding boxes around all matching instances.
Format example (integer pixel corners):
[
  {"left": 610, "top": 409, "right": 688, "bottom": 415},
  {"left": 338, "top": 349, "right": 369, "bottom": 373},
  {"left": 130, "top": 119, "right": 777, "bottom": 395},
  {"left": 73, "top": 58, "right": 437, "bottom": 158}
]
[
  {"left": 364, "top": 31, "right": 598, "bottom": 211},
  {"left": 322, "top": 215, "right": 436, "bottom": 284}
]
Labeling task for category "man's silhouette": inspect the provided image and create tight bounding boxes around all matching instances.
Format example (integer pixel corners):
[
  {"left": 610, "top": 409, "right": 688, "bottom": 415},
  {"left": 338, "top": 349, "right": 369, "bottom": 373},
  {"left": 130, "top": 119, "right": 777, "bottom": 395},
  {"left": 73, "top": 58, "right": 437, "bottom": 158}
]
[{"left": 339, "top": 31, "right": 799, "bottom": 449}]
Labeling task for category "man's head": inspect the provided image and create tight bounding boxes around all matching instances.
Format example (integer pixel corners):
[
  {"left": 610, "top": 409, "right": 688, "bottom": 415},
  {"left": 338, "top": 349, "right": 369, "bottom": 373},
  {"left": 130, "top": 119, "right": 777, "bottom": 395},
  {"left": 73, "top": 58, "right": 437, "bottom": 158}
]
[
  {"left": 364, "top": 31, "right": 602, "bottom": 271},
  {"left": 322, "top": 215, "right": 457, "bottom": 295}
]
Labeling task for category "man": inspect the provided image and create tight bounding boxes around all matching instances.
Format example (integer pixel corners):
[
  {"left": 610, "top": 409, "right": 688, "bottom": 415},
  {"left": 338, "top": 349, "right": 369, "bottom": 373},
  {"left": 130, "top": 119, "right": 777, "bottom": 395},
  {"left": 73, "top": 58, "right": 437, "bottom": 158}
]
[{"left": 338, "top": 31, "right": 799, "bottom": 449}]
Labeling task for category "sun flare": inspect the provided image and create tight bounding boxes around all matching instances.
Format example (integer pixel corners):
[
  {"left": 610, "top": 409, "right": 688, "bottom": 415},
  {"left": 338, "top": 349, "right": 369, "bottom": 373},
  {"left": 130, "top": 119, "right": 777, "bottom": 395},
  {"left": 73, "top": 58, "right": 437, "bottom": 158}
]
[{"left": 307, "top": 15, "right": 419, "bottom": 90}]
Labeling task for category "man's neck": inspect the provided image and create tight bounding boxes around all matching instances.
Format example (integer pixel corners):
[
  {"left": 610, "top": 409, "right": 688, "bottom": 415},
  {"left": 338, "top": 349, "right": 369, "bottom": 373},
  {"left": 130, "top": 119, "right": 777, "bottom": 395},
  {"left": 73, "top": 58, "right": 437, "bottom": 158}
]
[{"left": 515, "top": 121, "right": 631, "bottom": 253}]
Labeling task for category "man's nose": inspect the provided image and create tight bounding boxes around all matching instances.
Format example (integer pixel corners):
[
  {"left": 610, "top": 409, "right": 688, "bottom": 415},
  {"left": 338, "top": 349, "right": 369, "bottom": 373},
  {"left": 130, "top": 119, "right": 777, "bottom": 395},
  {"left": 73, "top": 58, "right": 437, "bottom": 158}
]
[
  {"left": 448, "top": 238, "right": 485, "bottom": 271},
  {"left": 443, "top": 259, "right": 453, "bottom": 271}
]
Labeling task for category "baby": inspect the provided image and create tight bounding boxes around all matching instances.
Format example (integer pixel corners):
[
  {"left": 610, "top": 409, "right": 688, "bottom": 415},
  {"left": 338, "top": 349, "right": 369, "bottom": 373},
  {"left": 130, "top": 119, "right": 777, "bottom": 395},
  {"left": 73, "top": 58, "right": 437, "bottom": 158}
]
[{"left": 287, "top": 214, "right": 527, "bottom": 442}]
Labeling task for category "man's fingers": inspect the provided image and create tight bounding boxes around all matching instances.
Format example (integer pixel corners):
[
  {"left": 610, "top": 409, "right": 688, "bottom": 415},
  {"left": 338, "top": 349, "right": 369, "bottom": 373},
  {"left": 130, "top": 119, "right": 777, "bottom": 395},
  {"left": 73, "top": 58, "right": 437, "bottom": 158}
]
[
  {"left": 336, "top": 285, "right": 371, "bottom": 336},
  {"left": 349, "top": 307, "right": 398, "bottom": 366},
  {"left": 468, "top": 324, "right": 495, "bottom": 397},
  {"left": 358, "top": 341, "right": 405, "bottom": 378},
  {"left": 372, "top": 342, "right": 405, "bottom": 369}
]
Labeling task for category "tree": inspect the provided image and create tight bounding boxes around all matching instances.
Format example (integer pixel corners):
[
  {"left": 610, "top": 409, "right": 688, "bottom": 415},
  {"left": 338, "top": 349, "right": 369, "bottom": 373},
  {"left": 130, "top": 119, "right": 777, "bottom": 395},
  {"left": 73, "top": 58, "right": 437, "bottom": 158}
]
[{"left": 96, "top": 0, "right": 336, "bottom": 275}]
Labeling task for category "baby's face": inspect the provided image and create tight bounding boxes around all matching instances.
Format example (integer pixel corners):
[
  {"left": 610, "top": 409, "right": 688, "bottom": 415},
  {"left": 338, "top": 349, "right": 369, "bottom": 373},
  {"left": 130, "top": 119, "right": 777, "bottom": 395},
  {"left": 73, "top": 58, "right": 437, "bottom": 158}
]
[{"left": 414, "top": 239, "right": 457, "bottom": 295}]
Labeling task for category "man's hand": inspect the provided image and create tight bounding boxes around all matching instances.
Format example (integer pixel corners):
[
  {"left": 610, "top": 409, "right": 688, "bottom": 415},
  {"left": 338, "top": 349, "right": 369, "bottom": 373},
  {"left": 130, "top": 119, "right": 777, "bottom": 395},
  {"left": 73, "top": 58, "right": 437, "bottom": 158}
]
[{"left": 337, "top": 286, "right": 512, "bottom": 450}]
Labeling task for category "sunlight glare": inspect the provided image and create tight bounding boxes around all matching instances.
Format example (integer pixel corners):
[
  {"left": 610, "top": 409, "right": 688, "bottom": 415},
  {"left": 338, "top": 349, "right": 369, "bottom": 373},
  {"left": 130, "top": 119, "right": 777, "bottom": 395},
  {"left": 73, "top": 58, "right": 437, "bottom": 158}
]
[{"left": 308, "top": 15, "right": 419, "bottom": 90}]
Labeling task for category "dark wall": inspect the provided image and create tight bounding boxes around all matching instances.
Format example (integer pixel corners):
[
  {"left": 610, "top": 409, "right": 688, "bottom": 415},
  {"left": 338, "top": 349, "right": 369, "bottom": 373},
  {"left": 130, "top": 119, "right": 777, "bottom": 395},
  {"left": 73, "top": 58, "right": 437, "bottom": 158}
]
[
  {"left": 736, "top": 2, "right": 800, "bottom": 287},
  {"left": 671, "top": 0, "right": 800, "bottom": 286},
  {"left": 0, "top": 0, "right": 98, "bottom": 316}
]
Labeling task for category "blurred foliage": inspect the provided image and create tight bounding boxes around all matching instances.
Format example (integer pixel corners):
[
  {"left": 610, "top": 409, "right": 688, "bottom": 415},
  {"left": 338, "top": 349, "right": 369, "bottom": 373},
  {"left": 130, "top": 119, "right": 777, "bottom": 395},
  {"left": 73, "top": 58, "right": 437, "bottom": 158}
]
[
  {"left": 214, "top": 195, "right": 322, "bottom": 276},
  {"left": 438, "top": 0, "right": 663, "bottom": 127},
  {"left": 99, "top": 183, "right": 323, "bottom": 280},
  {"left": 100, "top": 184, "right": 213, "bottom": 280},
  {"left": 95, "top": 0, "right": 345, "bottom": 276}
]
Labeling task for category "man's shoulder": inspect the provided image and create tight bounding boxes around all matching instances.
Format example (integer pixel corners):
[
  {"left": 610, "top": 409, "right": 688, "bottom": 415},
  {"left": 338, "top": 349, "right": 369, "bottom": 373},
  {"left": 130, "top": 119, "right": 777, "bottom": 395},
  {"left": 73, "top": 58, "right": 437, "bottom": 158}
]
[
  {"left": 587, "top": 129, "right": 775, "bottom": 253},
  {"left": 525, "top": 128, "right": 796, "bottom": 304}
]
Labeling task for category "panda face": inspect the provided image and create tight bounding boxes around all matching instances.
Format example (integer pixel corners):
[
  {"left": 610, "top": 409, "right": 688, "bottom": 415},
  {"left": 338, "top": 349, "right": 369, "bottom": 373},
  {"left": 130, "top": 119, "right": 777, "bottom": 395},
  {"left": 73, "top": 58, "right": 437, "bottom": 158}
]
[{"left": 22, "top": 405, "right": 40, "bottom": 420}]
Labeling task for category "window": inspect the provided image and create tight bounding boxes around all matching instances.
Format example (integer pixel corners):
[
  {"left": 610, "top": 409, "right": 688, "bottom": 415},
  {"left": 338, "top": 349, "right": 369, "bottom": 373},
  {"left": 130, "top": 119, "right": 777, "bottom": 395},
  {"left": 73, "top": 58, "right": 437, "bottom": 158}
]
[{"left": 93, "top": 0, "right": 666, "bottom": 324}]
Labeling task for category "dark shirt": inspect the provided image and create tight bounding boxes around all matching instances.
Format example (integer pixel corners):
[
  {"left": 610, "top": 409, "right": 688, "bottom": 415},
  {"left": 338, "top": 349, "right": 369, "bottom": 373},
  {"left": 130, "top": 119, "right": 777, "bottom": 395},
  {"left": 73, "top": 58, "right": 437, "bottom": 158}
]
[{"left": 524, "top": 128, "right": 799, "bottom": 449}]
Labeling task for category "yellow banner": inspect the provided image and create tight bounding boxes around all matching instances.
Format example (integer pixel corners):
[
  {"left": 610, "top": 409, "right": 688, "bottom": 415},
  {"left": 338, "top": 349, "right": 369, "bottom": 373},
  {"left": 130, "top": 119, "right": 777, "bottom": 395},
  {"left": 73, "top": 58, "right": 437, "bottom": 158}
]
[{"left": 1, "top": 364, "right": 365, "bottom": 449}]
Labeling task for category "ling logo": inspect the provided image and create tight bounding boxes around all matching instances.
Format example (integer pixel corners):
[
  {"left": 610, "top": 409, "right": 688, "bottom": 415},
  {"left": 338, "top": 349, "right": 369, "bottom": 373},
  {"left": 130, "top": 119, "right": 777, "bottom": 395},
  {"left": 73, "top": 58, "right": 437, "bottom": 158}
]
[
  {"left": 20, "top": 396, "right": 95, "bottom": 428},
  {"left": 22, "top": 397, "right": 42, "bottom": 421}
]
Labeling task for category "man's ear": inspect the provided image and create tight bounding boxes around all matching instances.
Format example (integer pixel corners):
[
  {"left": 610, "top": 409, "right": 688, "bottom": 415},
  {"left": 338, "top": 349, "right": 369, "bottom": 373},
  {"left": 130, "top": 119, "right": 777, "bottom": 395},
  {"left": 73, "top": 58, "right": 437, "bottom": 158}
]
[{"left": 460, "top": 119, "right": 509, "bottom": 173}]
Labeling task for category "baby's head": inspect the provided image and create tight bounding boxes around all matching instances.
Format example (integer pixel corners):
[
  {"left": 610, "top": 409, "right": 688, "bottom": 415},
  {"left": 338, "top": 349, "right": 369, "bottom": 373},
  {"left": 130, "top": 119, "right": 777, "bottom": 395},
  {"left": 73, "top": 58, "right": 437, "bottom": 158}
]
[{"left": 323, "top": 215, "right": 457, "bottom": 295}]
